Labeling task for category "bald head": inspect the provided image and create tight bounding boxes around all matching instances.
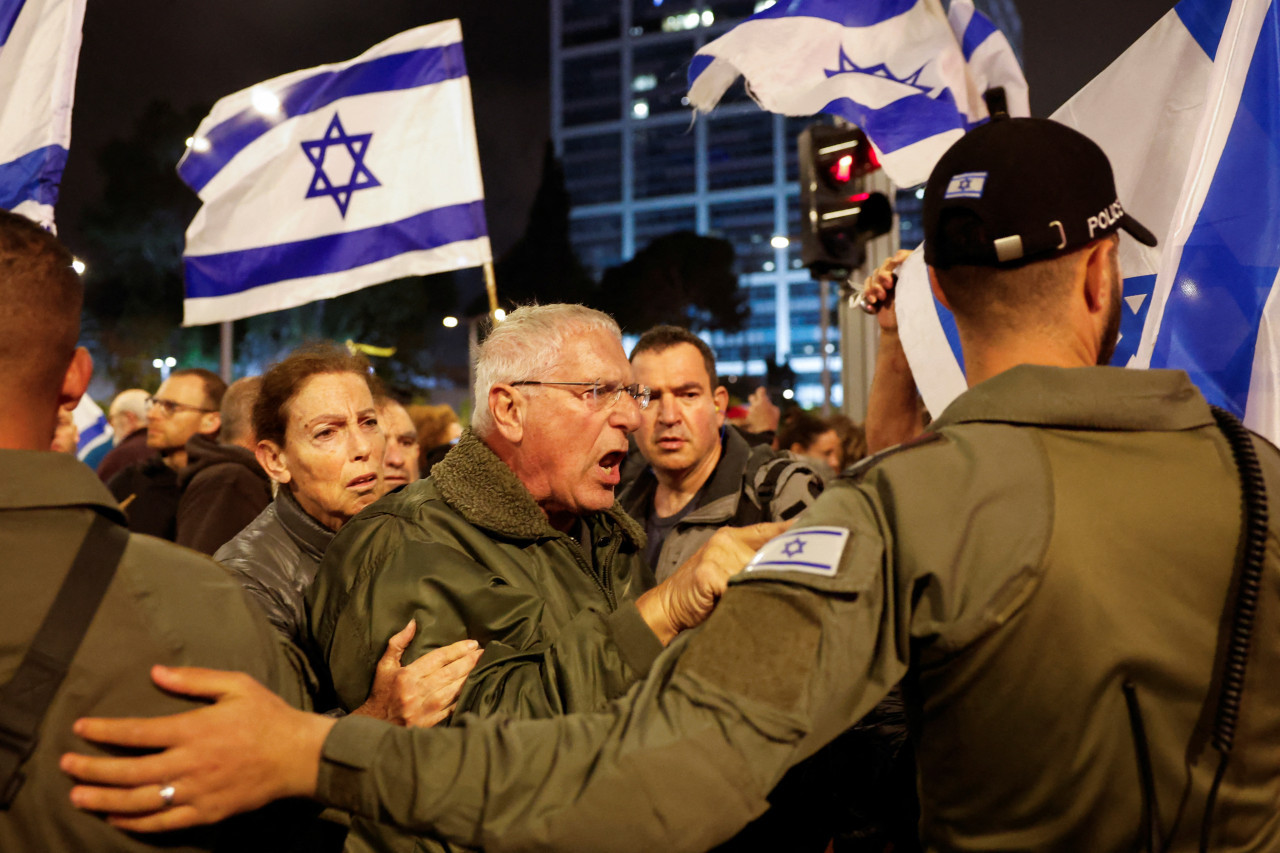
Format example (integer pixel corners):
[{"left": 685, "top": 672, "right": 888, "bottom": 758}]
[{"left": 220, "top": 376, "right": 262, "bottom": 450}]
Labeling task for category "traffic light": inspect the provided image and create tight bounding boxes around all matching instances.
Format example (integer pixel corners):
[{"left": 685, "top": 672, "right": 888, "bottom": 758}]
[{"left": 798, "top": 123, "right": 893, "bottom": 278}]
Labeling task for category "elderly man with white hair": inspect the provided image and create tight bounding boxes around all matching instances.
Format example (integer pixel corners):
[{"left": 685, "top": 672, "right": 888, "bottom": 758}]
[
  {"left": 96, "top": 388, "right": 150, "bottom": 482},
  {"left": 307, "top": 304, "right": 778, "bottom": 853}
]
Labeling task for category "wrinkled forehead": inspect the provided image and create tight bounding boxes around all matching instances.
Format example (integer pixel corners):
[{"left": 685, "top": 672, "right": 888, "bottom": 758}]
[
  {"left": 549, "top": 329, "right": 633, "bottom": 382},
  {"left": 287, "top": 372, "right": 375, "bottom": 422},
  {"left": 631, "top": 342, "right": 713, "bottom": 390}
]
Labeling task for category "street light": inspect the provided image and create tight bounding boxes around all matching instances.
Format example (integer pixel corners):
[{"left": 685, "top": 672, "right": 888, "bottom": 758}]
[
  {"left": 442, "top": 316, "right": 459, "bottom": 328},
  {"left": 152, "top": 356, "right": 176, "bottom": 381}
]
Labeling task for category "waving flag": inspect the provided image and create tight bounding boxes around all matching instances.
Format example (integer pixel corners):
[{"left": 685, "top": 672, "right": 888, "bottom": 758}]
[
  {"left": 0, "top": 0, "right": 86, "bottom": 229},
  {"left": 72, "top": 393, "right": 111, "bottom": 469},
  {"left": 687, "top": 0, "right": 1027, "bottom": 187},
  {"left": 178, "top": 20, "right": 491, "bottom": 326},
  {"left": 898, "top": 0, "right": 1280, "bottom": 448}
]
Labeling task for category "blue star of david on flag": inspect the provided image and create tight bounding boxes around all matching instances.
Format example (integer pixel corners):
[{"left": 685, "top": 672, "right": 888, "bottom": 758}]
[
  {"left": 782, "top": 539, "right": 806, "bottom": 557},
  {"left": 745, "top": 527, "right": 850, "bottom": 578},
  {"left": 301, "top": 113, "right": 380, "bottom": 217}
]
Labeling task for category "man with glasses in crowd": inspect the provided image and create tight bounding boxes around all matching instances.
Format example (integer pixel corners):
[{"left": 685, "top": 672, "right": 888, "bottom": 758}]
[
  {"left": 308, "top": 303, "right": 779, "bottom": 853},
  {"left": 107, "top": 369, "right": 225, "bottom": 539}
]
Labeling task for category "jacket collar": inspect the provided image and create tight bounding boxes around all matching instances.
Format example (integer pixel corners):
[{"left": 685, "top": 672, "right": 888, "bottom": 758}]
[
  {"left": 619, "top": 425, "right": 752, "bottom": 522},
  {"left": 0, "top": 449, "right": 126, "bottom": 524},
  {"left": 931, "top": 365, "right": 1214, "bottom": 432},
  {"left": 276, "top": 484, "right": 335, "bottom": 560},
  {"left": 432, "top": 430, "right": 644, "bottom": 546}
]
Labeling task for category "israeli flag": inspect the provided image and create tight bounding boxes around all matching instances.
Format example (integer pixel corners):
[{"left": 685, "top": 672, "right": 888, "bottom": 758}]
[
  {"left": 0, "top": 0, "right": 86, "bottom": 230},
  {"left": 72, "top": 393, "right": 111, "bottom": 468},
  {"left": 687, "top": 0, "right": 1027, "bottom": 188},
  {"left": 178, "top": 20, "right": 492, "bottom": 326},
  {"left": 898, "top": 0, "right": 1280, "bottom": 447}
]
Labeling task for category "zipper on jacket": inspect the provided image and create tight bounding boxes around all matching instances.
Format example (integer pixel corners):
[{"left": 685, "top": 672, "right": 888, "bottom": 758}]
[
  {"left": 1123, "top": 679, "right": 1163, "bottom": 853},
  {"left": 559, "top": 530, "right": 616, "bottom": 610}
]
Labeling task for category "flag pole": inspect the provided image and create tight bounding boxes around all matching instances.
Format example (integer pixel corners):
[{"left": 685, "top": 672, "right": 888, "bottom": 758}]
[
  {"left": 483, "top": 261, "right": 499, "bottom": 315},
  {"left": 219, "top": 320, "right": 233, "bottom": 382}
]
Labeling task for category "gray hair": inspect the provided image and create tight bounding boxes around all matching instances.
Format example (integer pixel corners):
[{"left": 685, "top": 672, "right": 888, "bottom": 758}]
[
  {"left": 471, "top": 304, "right": 622, "bottom": 436},
  {"left": 109, "top": 388, "right": 150, "bottom": 419}
]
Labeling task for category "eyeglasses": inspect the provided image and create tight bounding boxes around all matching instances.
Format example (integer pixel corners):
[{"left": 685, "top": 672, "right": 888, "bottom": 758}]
[
  {"left": 145, "top": 396, "right": 216, "bottom": 417},
  {"left": 512, "top": 380, "right": 651, "bottom": 410}
]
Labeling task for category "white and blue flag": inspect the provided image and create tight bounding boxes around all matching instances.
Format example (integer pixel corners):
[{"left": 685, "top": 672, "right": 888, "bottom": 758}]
[
  {"left": 744, "top": 526, "right": 851, "bottom": 578},
  {"left": 897, "top": 0, "right": 1280, "bottom": 446},
  {"left": 72, "top": 393, "right": 111, "bottom": 468},
  {"left": 687, "top": 0, "right": 1027, "bottom": 187},
  {"left": 0, "top": 0, "right": 86, "bottom": 229},
  {"left": 178, "top": 20, "right": 492, "bottom": 326}
]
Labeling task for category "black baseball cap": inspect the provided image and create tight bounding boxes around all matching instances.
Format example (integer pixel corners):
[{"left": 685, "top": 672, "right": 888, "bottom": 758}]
[{"left": 922, "top": 117, "right": 1157, "bottom": 269}]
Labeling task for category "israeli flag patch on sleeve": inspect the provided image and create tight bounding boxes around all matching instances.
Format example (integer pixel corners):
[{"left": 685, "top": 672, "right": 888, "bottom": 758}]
[
  {"left": 743, "top": 526, "right": 851, "bottom": 578},
  {"left": 944, "top": 171, "right": 987, "bottom": 199}
]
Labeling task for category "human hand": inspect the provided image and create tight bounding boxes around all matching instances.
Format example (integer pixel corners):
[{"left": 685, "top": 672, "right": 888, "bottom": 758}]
[
  {"left": 62, "top": 665, "right": 333, "bottom": 833},
  {"left": 352, "top": 620, "right": 482, "bottom": 727},
  {"left": 744, "top": 387, "right": 780, "bottom": 434},
  {"left": 637, "top": 521, "right": 792, "bottom": 645},
  {"left": 859, "top": 249, "right": 913, "bottom": 333}
]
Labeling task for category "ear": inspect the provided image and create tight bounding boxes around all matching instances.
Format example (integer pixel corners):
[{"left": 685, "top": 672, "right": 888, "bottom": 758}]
[
  {"left": 489, "top": 384, "right": 525, "bottom": 444},
  {"left": 199, "top": 410, "right": 222, "bottom": 438},
  {"left": 1081, "top": 238, "right": 1116, "bottom": 315},
  {"left": 255, "top": 439, "right": 291, "bottom": 484},
  {"left": 713, "top": 385, "right": 730, "bottom": 426},
  {"left": 57, "top": 347, "right": 92, "bottom": 411},
  {"left": 927, "top": 266, "right": 953, "bottom": 311}
]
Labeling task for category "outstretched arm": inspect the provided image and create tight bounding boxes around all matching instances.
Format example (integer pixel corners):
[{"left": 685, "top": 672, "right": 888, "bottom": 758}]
[{"left": 863, "top": 250, "right": 926, "bottom": 453}]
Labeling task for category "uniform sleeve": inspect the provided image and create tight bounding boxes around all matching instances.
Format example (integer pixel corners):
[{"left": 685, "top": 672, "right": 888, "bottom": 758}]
[
  {"left": 323, "top": 531, "right": 662, "bottom": 719},
  {"left": 315, "top": 485, "right": 909, "bottom": 852}
]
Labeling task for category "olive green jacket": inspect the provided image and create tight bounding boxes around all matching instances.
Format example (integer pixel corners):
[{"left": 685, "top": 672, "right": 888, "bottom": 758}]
[
  {"left": 309, "top": 431, "right": 663, "bottom": 851},
  {"left": 315, "top": 366, "right": 1280, "bottom": 852},
  {"left": 0, "top": 450, "right": 315, "bottom": 852}
]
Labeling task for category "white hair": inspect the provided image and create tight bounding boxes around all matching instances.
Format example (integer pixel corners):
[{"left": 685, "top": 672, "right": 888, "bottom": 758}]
[
  {"left": 471, "top": 304, "right": 622, "bottom": 436},
  {"left": 109, "top": 388, "right": 150, "bottom": 419}
]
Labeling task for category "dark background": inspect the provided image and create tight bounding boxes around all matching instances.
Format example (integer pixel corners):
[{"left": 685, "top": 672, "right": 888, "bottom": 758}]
[
  {"left": 60, "top": 0, "right": 1179, "bottom": 256},
  {"left": 53, "top": 0, "right": 1180, "bottom": 397}
]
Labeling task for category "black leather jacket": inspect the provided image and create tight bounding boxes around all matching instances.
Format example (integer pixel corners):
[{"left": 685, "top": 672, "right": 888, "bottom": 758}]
[{"left": 214, "top": 486, "right": 333, "bottom": 649}]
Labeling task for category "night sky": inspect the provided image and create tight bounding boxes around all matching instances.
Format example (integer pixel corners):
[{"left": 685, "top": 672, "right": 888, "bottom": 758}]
[
  {"left": 58, "top": 0, "right": 550, "bottom": 258},
  {"left": 57, "top": 0, "right": 1178, "bottom": 260}
]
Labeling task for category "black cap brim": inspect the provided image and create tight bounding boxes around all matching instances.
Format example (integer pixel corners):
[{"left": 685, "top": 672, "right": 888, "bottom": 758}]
[{"left": 1120, "top": 214, "right": 1158, "bottom": 247}]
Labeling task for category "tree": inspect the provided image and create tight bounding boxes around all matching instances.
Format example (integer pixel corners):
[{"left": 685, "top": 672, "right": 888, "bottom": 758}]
[
  {"left": 471, "top": 142, "right": 596, "bottom": 313},
  {"left": 594, "top": 231, "right": 747, "bottom": 335},
  {"left": 75, "top": 101, "right": 216, "bottom": 389}
]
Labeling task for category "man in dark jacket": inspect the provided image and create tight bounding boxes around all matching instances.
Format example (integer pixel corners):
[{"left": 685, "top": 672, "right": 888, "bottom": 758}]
[
  {"left": 176, "top": 376, "right": 272, "bottom": 554},
  {"left": 619, "top": 325, "right": 823, "bottom": 582},
  {"left": 107, "top": 369, "right": 225, "bottom": 540}
]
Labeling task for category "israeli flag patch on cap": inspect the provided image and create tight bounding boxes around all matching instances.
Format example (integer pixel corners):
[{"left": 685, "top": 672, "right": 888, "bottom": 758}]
[
  {"left": 743, "top": 526, "right": 850, "bottom": 578},
  {"left": 944, "top": 171, "right": 987, "bottom": 199}
]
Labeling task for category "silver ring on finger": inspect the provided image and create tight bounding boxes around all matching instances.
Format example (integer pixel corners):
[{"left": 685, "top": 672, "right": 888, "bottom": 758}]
[{"left": 158, "top": 784, "right": 177, "bottom": 809}]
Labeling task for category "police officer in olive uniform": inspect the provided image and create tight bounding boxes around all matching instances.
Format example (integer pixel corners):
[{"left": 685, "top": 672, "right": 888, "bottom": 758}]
[
  {"left": 0, "top": 210, "right": 325, "bottom": 851},
  {"left": 65, "top": 118, "right": 1280, "bottom": 852}
]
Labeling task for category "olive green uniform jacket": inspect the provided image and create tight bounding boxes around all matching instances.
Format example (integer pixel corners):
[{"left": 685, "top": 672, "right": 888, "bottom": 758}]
[
  {"left": 313, "top": 366, "right": 1280, "bottom": 852},
  {"left": 0, "top": 451, "right": 314, "bottom": 852},
  {"left": 309, "top": 431, "right": 662, "bottom": 852}
]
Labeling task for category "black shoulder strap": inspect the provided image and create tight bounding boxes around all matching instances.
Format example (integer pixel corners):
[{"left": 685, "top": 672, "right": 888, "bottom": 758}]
[{"left": 0, "top": 512, "right": 129, "bottom": 808}]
